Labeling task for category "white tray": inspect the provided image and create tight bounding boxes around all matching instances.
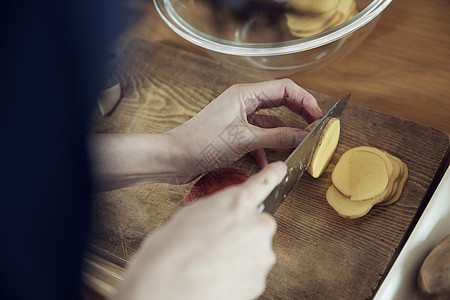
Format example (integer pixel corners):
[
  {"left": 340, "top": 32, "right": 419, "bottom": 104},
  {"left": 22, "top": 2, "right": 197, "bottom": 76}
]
[{"left": 374, "top": 165, "right": 450, "bottom": 300}]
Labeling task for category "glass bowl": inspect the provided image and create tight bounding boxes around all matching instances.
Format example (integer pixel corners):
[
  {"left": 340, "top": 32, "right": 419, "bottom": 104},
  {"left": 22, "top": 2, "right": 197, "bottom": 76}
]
[{"left": 154, "top": 0, "right": 391, "bottom": 77}]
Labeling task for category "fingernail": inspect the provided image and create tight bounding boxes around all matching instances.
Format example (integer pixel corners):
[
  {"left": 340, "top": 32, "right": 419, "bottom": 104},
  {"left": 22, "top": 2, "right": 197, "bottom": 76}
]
[{"left": 271, "top": 161, "right": 287, "bottom": 175}]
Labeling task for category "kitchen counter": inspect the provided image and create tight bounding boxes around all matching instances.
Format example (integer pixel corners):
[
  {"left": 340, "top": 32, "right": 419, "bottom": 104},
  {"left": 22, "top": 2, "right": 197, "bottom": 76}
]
[{"left": 82, "top": 1, "right": 450, "bottom": 299}]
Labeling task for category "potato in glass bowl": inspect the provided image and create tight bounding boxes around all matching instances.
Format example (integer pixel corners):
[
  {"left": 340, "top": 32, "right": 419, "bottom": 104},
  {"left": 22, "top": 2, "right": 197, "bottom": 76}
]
[{"left": 154, "top": 0, "right": 391, "bottom": 77}]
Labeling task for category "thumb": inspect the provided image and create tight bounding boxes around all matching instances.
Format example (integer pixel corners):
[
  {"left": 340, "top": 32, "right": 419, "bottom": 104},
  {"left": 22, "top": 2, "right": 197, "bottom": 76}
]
[
  {"left": 252, "top": 127, "right": 308, "bottom": 150},
  {"left": 238, "top": 161, "right": 287, "bottom": 208}
]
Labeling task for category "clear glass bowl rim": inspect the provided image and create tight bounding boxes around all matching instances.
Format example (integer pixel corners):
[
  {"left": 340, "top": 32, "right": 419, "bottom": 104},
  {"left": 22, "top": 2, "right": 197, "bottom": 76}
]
[{"left": 154, "top": 0, "right": 392, "bottom": 56}]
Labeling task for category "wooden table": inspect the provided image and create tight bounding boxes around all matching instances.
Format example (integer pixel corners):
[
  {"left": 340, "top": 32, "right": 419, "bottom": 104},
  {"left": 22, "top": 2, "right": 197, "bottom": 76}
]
[{"left": 82, "top": 1, "right": 450, "bottom": 299}]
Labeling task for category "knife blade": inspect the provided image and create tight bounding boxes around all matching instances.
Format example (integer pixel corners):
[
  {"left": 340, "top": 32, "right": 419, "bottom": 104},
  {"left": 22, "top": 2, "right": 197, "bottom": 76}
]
[{"left": 260, "top": 94, "right": 350, "bottom": 214}]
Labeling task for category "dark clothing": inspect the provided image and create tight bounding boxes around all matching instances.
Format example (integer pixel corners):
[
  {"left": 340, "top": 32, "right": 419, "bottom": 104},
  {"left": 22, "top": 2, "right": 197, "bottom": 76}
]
[{"left": 1, "top": 1, "right": 123, "bottom": 299}]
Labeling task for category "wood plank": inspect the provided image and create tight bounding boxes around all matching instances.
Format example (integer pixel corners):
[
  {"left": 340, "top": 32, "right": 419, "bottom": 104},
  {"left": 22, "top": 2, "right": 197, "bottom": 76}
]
[{"left": 85, "top": 39, "right": 449, "bottom": 299}]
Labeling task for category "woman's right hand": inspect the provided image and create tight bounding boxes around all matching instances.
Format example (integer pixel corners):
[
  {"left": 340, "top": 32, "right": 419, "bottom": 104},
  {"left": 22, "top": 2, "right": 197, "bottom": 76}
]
[{"left": 111, "top": 161, "right": 287, "bottom": 300}]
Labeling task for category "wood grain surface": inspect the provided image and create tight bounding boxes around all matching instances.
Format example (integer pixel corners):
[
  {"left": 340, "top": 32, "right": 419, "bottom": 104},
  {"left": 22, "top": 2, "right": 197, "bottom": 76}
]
[{"left": 84, "top": 38, "right": 449, "bottom": 299}]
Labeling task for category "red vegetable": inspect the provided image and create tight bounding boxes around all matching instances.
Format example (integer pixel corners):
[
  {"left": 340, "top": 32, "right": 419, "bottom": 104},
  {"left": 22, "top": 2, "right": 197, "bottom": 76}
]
[{"left": 183, "top": 168, "right": 250, "bottom": 205}]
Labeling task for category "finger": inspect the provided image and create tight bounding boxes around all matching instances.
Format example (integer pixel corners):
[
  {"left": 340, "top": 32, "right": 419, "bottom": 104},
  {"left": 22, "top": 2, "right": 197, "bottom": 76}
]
[
  {"left": 257, "top": 212, "right": 277, "bottom": 239},
  {"left": 250, "top": 149, "right": 268, "bottom": 168},
  {"left": 251, "top": 127, "right": 308, "bottom": 150},
  {"left": 247, "top": 114, "right": 287, "bottom": 128},
  {"left": 238, "top": 161, "right": 287, "bottom": 207},
  {"left": 242, "top": 79, "right": 323, "bottom": 123}
]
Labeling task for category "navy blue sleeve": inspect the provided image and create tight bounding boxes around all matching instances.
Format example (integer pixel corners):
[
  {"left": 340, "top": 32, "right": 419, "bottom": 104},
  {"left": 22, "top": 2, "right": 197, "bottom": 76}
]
[{"left": 1, "top": 1, "right": 124, "bottom": 299}]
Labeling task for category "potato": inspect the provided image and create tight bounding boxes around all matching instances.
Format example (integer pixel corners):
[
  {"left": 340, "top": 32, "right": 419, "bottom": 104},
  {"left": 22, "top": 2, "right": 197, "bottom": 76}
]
[
  {"left": 306, "top": 118, "right": 341, "bottom": 178},
  {"left": 336, "top": 0, "right": 356, "bottom": 18},
  {"left": 303, "top": 115, "right": 408, "bottom": 218},
  {"left": 417, "top": 234, "right": 450, "bottom": 300},
  {"left": 287, "top": 0, "right": 339, "bottom": 14},
  {"left": 286, "top": 0, "right": 358, "bottom": 38},
  {"left": 355, "top": 146, "right": 394, "bottom": 176},
  {"left": 326, "top": 184, "right": 388, "bottom": 219},
  {"left": 331, "top": 147, "right": 391, "bottom": 201},
  {"left": 286, "top": 9, "right": 338, "bottom": 37},
  {"left": 382, "top": 153, "right": 403, "bottom": 200},
  {"left": 325, "top": 146, "right": 408, "bottom": 218},
  {"left": 379, "top": 159, "right": 408, "bottom": 206}
]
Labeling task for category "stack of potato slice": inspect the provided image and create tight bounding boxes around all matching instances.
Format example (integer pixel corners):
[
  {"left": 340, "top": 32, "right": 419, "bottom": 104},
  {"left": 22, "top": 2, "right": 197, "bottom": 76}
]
[
  {"left": 285, "top": 0, "right": 358, "bottom": 38},
  {"left": 326, "top": 146, "right": 408, "bottom": 219}
]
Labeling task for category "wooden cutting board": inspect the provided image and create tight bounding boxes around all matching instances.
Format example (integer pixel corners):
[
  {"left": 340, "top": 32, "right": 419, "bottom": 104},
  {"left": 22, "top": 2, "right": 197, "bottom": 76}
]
[{"left": 86, "top": 39, "right": 449, "bottom": 299}]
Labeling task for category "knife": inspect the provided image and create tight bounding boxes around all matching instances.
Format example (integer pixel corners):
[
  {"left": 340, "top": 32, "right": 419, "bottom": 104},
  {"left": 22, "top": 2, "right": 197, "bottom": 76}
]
[{"left": 260, "top": 94, "right": 350, "bottom": 214}]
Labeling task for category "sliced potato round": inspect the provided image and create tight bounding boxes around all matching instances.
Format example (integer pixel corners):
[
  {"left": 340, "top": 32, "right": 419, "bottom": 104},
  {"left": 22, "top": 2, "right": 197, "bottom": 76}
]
[
  {"left": 287, "top": 0, "right": 339, "bottom": 14},
  {"left": 325, "top": 145, "right": 408, "bottom": 218},
  {"left": 379, "top": 153, "right": 403, "bottom": 203},
  {"left": 331, "top": 147, "right": 389, "bottom": 201},
  {"left": 336, "top": 0, "right": 356, "bottom": 17},
  {"left": 326, "top": 0, "right": 356, "bottom": 28},
  {"left": 286, "top": 0, "right": 358, "bottom": 38},
  {"left": 354, "top": 146, "right": 394, "bottom": 177},
  {"left": 378, "top": 160, "right": 408, "bottom": 206},
  {"left": 386, "top": 153, "right": 403, "bottom": 180},
  {"left": 326, "top": 184, "right": 388, "bottom": 219},
  {"left": 307, "top": 118, "right": 340, "bottom": 178},
  {"left": 286, "top": 9, "right": 337, "bottom": 33}
]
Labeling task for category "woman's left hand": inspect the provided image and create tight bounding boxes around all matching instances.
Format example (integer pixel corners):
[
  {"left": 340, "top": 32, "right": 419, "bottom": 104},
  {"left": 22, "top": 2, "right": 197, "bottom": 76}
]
[{"left": 168, "top": 78, "right": 322, "bottom": 184}]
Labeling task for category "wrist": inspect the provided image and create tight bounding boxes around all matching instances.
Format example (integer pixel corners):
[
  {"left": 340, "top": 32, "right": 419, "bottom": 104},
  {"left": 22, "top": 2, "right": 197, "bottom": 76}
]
[
  {"left": 164, "top": 130, "right": 202, "bottom": 184},
  {"left": 89, "top": 133, "right": 191, "bottom": 191}
]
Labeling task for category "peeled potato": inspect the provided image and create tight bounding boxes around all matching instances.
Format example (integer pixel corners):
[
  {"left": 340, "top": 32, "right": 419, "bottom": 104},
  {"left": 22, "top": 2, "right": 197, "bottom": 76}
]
[
  {"left": 326, "top": 145, "right": 408, "bottom": 218},
  {"left": 387, "top": 153, "right": 403, "bottom": 180},
  {"left": 336, "top": 0, "right": 356, "bottom": 17},
  {"left": 286, "top": 0, "right": 358, "bottom": 38},
  {"left": 326, "top": 184, "right": 388, "bottom": 219},
  {"left": 380, "top": 154, "right": 401, "bottom": 201},
  {"left": 377, "top": 153, "right": 403, "bottom": 203},
  {"left": 287, "top": 0, "right": 339, "bottom": 14},
  {"left": 331, "top": 147, "right": 390, "bottom": 201},
  {"left": 286, "top": 9, "right": 337, "bottom": 35},
  {"left": 379, "top": 160, "right": 408, "bottom": 206},
  {"left": 322, "top": 0, "right": 356, "bottom": 30},
  {"left": 307, "top": 118, "right": 341, "bottom": 178},
  {"left": 356, "top": 146, "right": 394, "bottom": 177}
]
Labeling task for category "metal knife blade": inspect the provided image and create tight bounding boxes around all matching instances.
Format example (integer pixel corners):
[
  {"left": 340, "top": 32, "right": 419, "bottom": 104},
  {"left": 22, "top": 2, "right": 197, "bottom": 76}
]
[{"left": 260, "top": 94, "right": 350, "bottom": 214}]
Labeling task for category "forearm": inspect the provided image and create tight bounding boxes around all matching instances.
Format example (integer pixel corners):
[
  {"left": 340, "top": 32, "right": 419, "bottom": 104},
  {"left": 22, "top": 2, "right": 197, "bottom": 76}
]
[{"left": 88, "top": 133, "right": 185, "bottom": 192}]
